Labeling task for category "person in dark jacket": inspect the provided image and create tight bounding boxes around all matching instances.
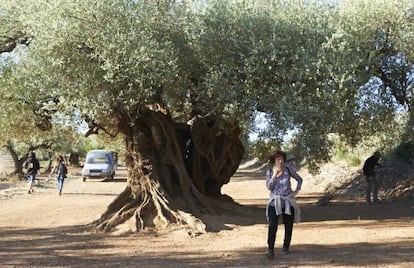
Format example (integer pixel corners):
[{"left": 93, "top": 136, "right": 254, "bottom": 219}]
[
  {"left": 362, "top": 151, "right": 381, "bottom": 204},
  {"left": 24, "top": 151, "right": 40, "bottom": 194}
]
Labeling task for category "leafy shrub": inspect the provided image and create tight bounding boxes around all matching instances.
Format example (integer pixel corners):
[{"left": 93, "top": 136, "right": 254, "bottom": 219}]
[
  {"left": 347, "top": 155, "right": 361, "bottom": 166},
  {"left": 335, "top": 147, "right": 347, "bottom": 160},
  {"left": 392, "top": 141, "right": 414, "bottom": 161}
]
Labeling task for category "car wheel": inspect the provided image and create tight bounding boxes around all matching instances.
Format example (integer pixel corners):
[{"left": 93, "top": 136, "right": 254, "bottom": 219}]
[{"left": 83, "top": 177, "right": 86, "bottom": 182}]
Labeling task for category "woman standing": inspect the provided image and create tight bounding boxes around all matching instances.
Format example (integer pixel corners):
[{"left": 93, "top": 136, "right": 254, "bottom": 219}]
[
  {"left": 265, "top": 150, "right": 303, "bottom": 259},
  {"left": 49, "top": 155, "right": 68, "bottom": 195}
]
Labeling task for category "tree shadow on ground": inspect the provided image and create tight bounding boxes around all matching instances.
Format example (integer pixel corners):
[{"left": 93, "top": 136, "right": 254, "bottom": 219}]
[
  {"left": 197, "top": 193, "right": 413, "bottom": 233},
  {"left": 0, "top": 225, "right": 110, "bottom": 267},
  {"left": 0, "top": 225, "right": 412, "bottom": 267}
]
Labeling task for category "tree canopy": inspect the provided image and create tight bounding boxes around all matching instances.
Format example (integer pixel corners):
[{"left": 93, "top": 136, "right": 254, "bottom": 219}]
[{"left": 2, "top": 0, "right": 414, "bottom": 162}]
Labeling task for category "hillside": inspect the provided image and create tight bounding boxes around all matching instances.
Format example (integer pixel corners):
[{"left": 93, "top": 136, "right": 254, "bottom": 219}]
[{"left": 239, "top": 157, "right": 414, "bottom": 205}]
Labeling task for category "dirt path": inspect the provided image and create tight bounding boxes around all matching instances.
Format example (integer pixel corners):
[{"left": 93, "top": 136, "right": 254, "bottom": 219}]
[{"left": 0, "top": 155, "right": 413, "bottom": 267}]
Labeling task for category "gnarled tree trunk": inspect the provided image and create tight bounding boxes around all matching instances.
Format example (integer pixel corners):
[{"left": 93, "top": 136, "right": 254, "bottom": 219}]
[
  {"left": 93, "top": 104, "right": 244, "bottom": 234},
  {"left": 5, "top": 140, "right": 28, "bottom": 176}
]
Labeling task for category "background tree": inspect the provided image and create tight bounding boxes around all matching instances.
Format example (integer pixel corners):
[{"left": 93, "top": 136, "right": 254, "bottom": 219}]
[
  {"left": 249, "top": 0, "right": 414, "bottom": 171},
  {"left": 321, "top": 0, "right": 414, "bottom": 160},
  {"left": 1, "top": 47, "right": 89, "bottom": 173}
]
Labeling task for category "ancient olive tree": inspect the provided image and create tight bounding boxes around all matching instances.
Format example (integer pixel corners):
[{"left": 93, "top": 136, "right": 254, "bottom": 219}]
[
  {"left": 1, "top": 0, "right": 250, "bottom": 233},
  {"left": 2, "top": 0, "right": 414, "bottom": 233}
]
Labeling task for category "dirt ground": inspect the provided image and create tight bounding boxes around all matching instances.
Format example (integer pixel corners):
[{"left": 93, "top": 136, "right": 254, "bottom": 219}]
[{"left": 0, "top": 155, "right": 413, "bottom": 268}]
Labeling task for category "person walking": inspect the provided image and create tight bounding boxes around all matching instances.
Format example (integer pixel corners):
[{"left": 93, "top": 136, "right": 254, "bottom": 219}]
[
  {"left": 24, "top": 151, "right": 40, "bottom": 194},
  {"left": 49, "top": 155, "right": 68, "bottom": 195},
  {"left": 265, "top": 150, "right": 303, "bottom": 259},
  {"left": 363, "top": 151, "right": 381, "bottom": 204}
]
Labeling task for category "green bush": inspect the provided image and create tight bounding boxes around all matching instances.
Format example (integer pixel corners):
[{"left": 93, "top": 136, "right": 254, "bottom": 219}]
[
  {"left": 335, "top": 147, "right": 347, "bottom": 160},
  {"left": 347, "top": 155, "right": 361, "bottom": 166},
  {"left": 393, "top": 141, "right": 414, "bottom": 161}
]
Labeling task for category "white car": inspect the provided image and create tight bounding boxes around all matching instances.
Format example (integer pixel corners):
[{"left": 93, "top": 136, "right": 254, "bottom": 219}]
[{"left": 82, "top": 150, "right": 116, "bottom": 181}]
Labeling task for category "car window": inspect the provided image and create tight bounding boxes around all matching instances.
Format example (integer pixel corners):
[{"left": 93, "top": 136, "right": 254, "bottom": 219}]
[{"left": 87, "top": 153, "right": 110, "bottom": 164}]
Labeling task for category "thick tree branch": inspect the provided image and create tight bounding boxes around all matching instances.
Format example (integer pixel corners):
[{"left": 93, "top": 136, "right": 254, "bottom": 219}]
[{"left": 0, "top": 31, "right": 31, "bottom": 54}]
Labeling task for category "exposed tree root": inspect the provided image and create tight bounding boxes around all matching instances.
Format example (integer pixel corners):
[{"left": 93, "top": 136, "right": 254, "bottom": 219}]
[
  {"left": 93, "top": 104, "right": 243, "bottom": 233},
  {"left": 95, "top": 178, "right": 206, "bottom": 234}
]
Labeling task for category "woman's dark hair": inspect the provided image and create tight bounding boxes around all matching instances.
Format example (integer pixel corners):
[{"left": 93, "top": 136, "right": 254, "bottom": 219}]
[
  {"left": 268, "top": 150, "right": 287, "bottom": 164},
  {"left": 56, "top": 155, "right": 64, "bottom": 162}
]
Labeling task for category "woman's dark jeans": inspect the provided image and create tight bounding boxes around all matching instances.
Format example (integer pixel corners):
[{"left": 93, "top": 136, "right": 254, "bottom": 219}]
[{"left": 267, "top": 205, "right": 295, "bottom": 251}]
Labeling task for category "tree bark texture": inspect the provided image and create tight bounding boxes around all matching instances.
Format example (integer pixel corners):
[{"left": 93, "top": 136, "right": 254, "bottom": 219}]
[
  {"left": 94, "top": 104, "right": 244, "bottom": 234},
  {"left": 5, "top": 140, "right": 26, "bottom": 176}
]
